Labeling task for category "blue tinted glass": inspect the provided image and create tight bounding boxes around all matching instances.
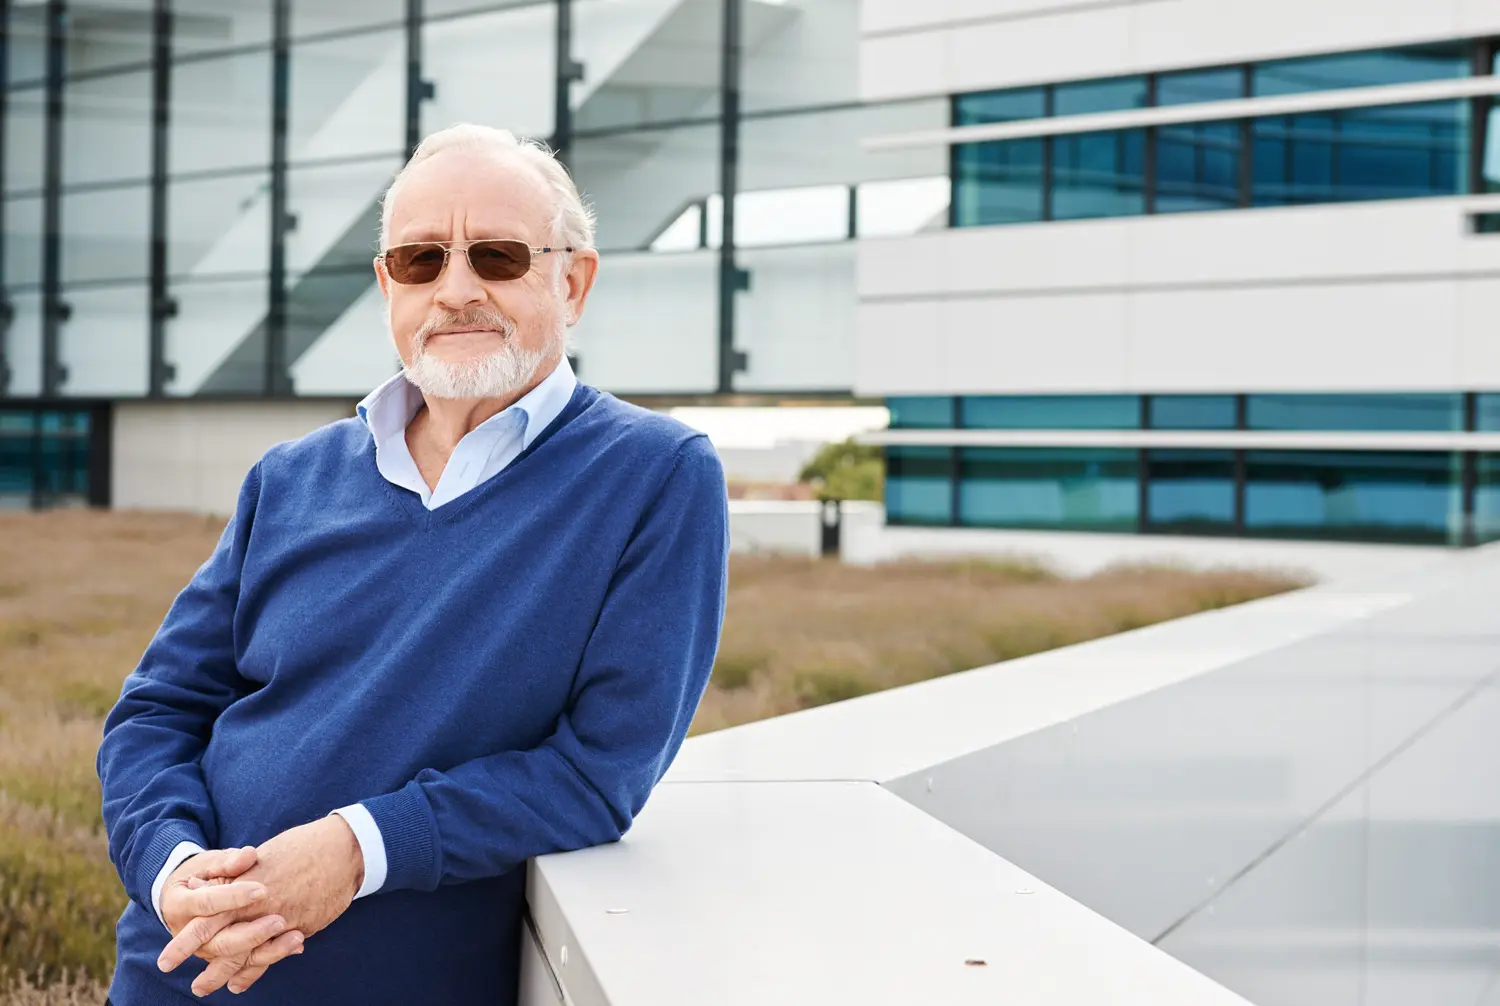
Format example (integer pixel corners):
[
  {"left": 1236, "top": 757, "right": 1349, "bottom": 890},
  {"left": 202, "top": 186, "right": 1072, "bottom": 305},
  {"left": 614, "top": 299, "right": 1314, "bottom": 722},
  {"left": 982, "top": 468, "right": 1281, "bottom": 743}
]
[
  {"left": 0, "top": 415, "right": 31, "bottom": 497},
  {"left": 1147, "top": 450, "right": 1236, "bottom": 532},
  {"left": 1247, "top": 394, "right": 1463, "bottom": 431},
  {"left": 961, "top": 395, "right": 1141, "bottom": 429},
  {"left": 885, "top": 447, "right": 953, "bottom": 525},
  {"left": 955, "top": 87, "right": 1046, "bottom": 126},
  {"left": 1252, "top": 44, "right": 1469, "bottom": 97},
  {"left": 959, "top": 448, "right": 1138, "bottom": 531},
  {"left": 1157, "top": 68, "right": 1244, "bottom": 106},
  {"left": 1478, "top": 454, "right": 1500, "bottom": 543},
  {"left": 1149, "top": 395, "right": 1238, "bottom": 429},
  {"left": 1253, "top": 101, "right": 1468, "bottom": 206},
  {"left": 1244, "top": 451, "right": 1460, "bottom": 544},
  {"left": 1486, "top": 57, "right": 1500, "bottom": 192},
  {"left": 1478, "top": 395, "right": 1500, "bottom": 431},
  {"left": 1053, "top": 77, "right": 1148, "bottom": 115},
  {"left": 1157, "top": 120, "right": 1242, "bottom": 213},
  {"left": 887, "top": 397, "right": 956, "bottom": 429},
  {"left": 953, "top": 140, "right": 1045, "bottom": 226},
  {"left": 1052, "top": 129, "right": 1147, "bottom": 220}
]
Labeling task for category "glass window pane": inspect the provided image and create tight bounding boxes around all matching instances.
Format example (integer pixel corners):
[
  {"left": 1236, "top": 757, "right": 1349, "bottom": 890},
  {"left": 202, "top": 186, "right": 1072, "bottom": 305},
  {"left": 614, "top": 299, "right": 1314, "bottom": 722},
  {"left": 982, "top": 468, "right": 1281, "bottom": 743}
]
[
  {"left": 1247, "top": 393, "right": 1463, "bottom": 431},
  {"left": 960, "top": 448, "right": 1139, "bottom": 531},
  {"left": 1157, "top": 67, "right": 1244, "bottom": 107},
  {"left": 1477, "top": 394, "right": 1500, "bottom": 431},
  {"left": 1486, "top": 50, "right": 1500, "bottom": 192},
  {"left": 293, "top": 0, "right": 403, "bottom": 36},
  {"left": 421, "top": 4, "right": 557, "bottom": 143},
  {"left": 1244, "top": 450, "right": 1460, "bottom": 544},
  {"left": 4, "top": 197, "right": 45, "bottom": 287},
  {"left": 167, "top": 277, "right": 271, "bottom": 395},
  {"left": 0, "top": 412, "right": 34, "bottom": 505},
  {"left": 171, "top": 50, "right": 272, "bottom": 175},
  {"left": 62, "top": 186, "right": 150, "bottom": 285},
  {"left": 5, "top": 85, "right": 46, "bottom": 195},
  {"left": 1477, "top": 454, "right": 1500, "bottom": 544},
  {"left": 961, "top": 395, "right": 1141, "bottom": 430},
  {"left": 1052, "top": 128, "right": 1146, "bottom": 221},
  {"left": 168, "top": 171, "right": 271, "bottom": 281},
  {"left": 5, "top": 292, "right": 43, "bottom": 397},
  {"left": 886, "top": 446, "right": 953, "bottom": 525},
  {"left": 64, "top": 2, "right": 153, "bottom": 75},
  {"left": 1053, "top": 76, "right": 1147, "bottom": 116},
  {"left": 571, "top": 0, "right": 721, "bottom": 132},
  {"left": 1158, "top": 120, "right": 1242, "bottom": 213},
  {"left": 1149, "top": 394, "right": 1238, "bottom": 429},
  {"left": 1253, "top": 43, "right": 1470, "bottom": 97},
  {"left": 169, "top": 2, "right": 276, "bottom": 54},
  {"left": 742, "top": 0, "right": 859, "bottom": 114},
  {"left": 64, "top": 69, "right": 151, "bottom": 186},
  {"left": 954, "top": 139, "right": 1044, "bottom": 226},
  {"left": 1147, "top": 450, "right": 1236, "bottom": 533},
  {"left": 1254, "top": 101, "right": 1468, "bottom": 207},
  {"left": 954, "top": 87, "right": 1045, "bottom": 127},
  {"left": 291, "top": 30, "right": 405, "bottom": 164},
  {"left": 60, "top": 285, "right": 150, "bottom": 397},
  {"left": 888, "top": 397, "right": 956, "bottom": 429}
]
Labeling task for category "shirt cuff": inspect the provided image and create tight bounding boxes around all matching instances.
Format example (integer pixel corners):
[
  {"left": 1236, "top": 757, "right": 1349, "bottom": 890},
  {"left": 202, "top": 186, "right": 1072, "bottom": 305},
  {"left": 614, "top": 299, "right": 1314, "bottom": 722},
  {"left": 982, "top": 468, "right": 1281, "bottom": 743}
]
[
  {"left": 151, "top": 841, "right": 206, "bottom": 929},
  {"left": 331, "top": 805, "right": 387, "bottom": 899}
]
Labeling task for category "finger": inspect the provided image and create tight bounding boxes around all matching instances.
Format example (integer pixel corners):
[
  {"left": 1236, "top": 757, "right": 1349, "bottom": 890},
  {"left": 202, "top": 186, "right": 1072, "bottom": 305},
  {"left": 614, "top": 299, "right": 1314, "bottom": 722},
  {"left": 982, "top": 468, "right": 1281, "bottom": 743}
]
[
  {"left": 179, "top": 879, "right": 268, "bottom": 918},
  {"left": 227, "top": 932, "right": 306, "bottom": 995},
  {"left": 197, "top": 915, "right": 286, "bottom": 961},
  {"left": 158, "top": 910, "right": 235, "bottom": 973},
  {"left": 183, "top": 846, "right": 258, "bottom": 881},
  {"left": 185, "top": 875, "right": 232, "bottom": 890},
  {"left": 192, "top": 952, "right": 250, "bottom": 999}
]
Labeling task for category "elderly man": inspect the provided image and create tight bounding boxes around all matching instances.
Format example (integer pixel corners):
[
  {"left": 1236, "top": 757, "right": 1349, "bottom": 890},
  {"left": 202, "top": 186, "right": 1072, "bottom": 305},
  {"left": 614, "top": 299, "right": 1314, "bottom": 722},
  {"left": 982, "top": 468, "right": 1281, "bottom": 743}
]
[{"left": 97, "top": 123, "right": 729, "bottom": 1005}]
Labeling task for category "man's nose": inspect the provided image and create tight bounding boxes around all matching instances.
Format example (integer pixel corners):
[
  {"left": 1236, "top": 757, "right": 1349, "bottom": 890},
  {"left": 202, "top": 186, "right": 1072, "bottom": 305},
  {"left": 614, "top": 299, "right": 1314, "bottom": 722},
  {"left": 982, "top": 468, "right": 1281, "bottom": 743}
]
[{"left": 434, "top": 247, "right": 486, "bottom": 310}]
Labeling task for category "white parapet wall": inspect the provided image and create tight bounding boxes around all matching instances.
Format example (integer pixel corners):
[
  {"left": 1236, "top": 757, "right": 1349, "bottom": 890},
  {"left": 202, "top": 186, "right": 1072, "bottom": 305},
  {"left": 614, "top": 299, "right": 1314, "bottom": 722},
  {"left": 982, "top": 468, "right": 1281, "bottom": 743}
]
[{"left": 523, "top": 538, "right": 1497, "bottom": 1005}]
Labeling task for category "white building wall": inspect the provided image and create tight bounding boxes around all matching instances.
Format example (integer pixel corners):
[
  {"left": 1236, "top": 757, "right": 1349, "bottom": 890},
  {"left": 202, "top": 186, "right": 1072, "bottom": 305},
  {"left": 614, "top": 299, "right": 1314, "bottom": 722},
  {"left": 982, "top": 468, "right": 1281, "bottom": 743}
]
[
  {"left": 857, "top": 196, "right": 1500, "bottom": 395},
  {"left": 860, "top": 0, "right": 1500, "bottom": 102}
]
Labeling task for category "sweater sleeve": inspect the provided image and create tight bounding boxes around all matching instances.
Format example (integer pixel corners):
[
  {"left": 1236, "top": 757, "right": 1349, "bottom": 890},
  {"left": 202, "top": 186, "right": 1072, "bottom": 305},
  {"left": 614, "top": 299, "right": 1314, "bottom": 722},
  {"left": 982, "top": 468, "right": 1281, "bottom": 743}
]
[
  {"left": 359, "top": 435, "right": 730, "bottom": 892},
  {"left": 97, "top": 464, "right": 262, "bottom": 913}
]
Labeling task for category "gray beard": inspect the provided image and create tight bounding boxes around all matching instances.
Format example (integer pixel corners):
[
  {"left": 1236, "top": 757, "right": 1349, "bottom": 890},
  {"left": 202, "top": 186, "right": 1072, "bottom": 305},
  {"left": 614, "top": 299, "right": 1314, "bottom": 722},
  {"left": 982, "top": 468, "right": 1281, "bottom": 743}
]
[{"left": 402, "top": 334, "right": 554, "bottom": 400}]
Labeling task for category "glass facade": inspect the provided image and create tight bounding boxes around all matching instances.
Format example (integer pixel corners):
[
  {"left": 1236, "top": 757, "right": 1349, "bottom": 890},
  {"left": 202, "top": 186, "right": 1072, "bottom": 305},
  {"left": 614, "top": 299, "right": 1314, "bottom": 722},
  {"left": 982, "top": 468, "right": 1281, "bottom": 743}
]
[
  {"left": 0, "top": 408, "right": 97, "bottom": 509},
  {"left": 0, "top": 0, "right": 935, "bottom": 402},
  {"left": 883, "top": 394, "right": 1500, "bottom": 545},
  {"left": 953, "top": 40, "right": 1494, "bottom": 229}
]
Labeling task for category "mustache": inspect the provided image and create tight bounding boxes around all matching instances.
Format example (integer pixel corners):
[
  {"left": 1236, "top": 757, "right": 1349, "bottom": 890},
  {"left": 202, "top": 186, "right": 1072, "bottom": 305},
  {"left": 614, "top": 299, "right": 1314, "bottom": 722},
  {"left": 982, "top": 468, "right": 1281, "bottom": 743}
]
[{"left": 413, "top": 307, "right": 518, "bottom": 350}]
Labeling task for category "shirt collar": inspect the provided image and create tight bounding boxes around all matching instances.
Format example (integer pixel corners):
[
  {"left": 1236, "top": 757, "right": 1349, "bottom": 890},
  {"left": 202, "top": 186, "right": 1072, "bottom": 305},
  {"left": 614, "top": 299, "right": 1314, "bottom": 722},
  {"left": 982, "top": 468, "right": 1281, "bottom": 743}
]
[{"left": 357, "top": 356, "right": 577, "bottom": 448}]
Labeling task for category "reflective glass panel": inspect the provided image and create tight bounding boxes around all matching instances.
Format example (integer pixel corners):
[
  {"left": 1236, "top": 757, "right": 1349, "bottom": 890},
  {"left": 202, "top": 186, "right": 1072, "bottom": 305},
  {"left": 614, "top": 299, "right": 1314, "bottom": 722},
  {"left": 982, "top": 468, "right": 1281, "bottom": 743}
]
[
  {"left": 1149, "top": 395, "right": 1238, "bottom": 430},
  {"left": 1244, "top": 450, "right": 1460, "bottom": 544},
  {"left": 1146, "top": 450, "right": 1236, "bottom": 533},
  {"left": 64, "top": 69, "right": 151, "bottom": 186},
  {"left": 1158, "top": 120, "right": 1241, "bottom": 213},
  {"left": 1477, "top": 454, "right": 1500, "bottom": 544},
  {"left": 954, "top": 87, "right": 1045, "bottom": 127},
  {"left": 1052, "top": 129, "right": 1146, "bottom": 220},
  {"left": 886, "top": 446, "right": 954, "bottom": 526},
  {"left": 1252, "top": 101, "right": 1468, "bottom": 207},
  {"left": 1247, "top": 393, "right": 1463, "bottom": 432},
  {"left": 571, "top": 0, "right": 722, "bottom": 131},
  {"left": 888, "top": 397, "right": 956, "bottom": 429},
  {"left": 1477, "top": 394, "right": 1500, "bottom": 431},
  {"left": 170, "top": 50, "right": 273, "bottom": 174},
  {"left": 1156, "top": 67, "right": 1244, "bottom": 107},
  {"left": 1252, "top": 43, "right": 1470, "bottom": 97},
  {"left": 959, "top": 448, "right": 1139, "bottom": 531},
  {"left": 953, "top": 140, "right": 1045, "bottom": 226},
  {"left": 1054, "top": 77, "right": 1148, "bottom": 116},
  {"left": 961, "top": 395, "right": 1141, "bottom": 430}
]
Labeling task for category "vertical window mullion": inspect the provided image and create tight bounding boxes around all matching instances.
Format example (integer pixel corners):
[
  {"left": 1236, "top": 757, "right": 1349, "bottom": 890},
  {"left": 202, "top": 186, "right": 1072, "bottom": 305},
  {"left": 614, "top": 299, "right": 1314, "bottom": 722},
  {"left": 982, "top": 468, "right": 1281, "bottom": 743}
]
[
  {"left": 266, "top": 0, "right": 290, "bottom": 397},
  {"left": 716, "top": 0, "right": 744, "bottom": 395},
  {"left": 1042, "top": 87, "right": 1054, "bottom": 221},
  {"left": 1143, "top": 75, "right": 1157, "bottom": 214},
  {"left": 148, "top": 0, "right": 173, "bottom": 397},
  {"left": 1238, "top": 65, "right": 1253, "bottom": 208},
  {"left": 0, "top": 0, "right": 10, "bottom": 398},
  {"left": 40, "top": 0, "right": 66, "bottom": 397}
]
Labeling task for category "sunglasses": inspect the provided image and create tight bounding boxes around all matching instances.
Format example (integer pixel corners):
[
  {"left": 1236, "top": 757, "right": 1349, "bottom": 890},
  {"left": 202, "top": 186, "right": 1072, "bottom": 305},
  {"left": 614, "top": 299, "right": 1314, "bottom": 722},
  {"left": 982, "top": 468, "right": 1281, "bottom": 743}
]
[{"left": 379, "top": 238, "right": 575, "bottom": 285}]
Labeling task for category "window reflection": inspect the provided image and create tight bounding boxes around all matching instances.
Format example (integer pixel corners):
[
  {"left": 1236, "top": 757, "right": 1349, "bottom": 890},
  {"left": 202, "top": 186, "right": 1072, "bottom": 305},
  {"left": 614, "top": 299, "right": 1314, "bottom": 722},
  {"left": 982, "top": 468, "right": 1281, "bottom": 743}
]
[
  {"left": 959, "top": 448, "right": 1139, "bottom": 531},
  {"left": 886, "top": 447, "right": 954, "bottom": 526},
  {"left": 1244, "top": 451, "right": 1460, "bottom": 544},
  {"left": 1147, "top": 450, "right": 1236, "bottom": 533}
]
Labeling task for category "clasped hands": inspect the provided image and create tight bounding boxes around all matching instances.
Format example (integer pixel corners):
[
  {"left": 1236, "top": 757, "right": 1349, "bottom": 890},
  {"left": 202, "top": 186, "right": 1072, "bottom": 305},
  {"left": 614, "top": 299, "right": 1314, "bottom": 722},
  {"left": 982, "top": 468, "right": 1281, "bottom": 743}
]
[{"left": 157, "top": 815, "right": 363, "bottom": 997}]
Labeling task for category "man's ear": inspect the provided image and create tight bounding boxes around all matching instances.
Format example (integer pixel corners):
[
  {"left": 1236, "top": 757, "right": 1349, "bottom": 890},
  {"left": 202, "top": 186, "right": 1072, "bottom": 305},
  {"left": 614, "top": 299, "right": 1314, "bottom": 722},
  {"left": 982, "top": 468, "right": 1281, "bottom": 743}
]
[
  {"left": 374, "top": 256, "right": 391, "bottom": 299},
  {"left": 564, "top": 250, "right": 600, "bottom": 326}
]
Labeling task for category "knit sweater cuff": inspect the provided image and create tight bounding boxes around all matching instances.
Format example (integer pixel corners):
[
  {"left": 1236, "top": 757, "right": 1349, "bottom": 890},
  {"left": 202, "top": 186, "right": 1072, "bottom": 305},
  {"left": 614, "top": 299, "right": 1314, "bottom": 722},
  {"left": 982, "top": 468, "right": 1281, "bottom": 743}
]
[
  {"left": 361, "top": 783, "right": 441, "bottom": 893},
  {"left": 134, "top": 820, "right": 209, "bottom": 911}
]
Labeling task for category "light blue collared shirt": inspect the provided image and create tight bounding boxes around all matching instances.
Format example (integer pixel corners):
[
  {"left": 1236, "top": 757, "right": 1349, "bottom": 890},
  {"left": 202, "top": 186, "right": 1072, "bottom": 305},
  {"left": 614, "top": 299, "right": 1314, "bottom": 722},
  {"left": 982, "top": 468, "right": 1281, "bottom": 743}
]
[
  {"left": 355, "top": 356, "right": 578, "bottom": 510},
  {"left": 147, "top": 357, "right": 580, "bottom": 927}
]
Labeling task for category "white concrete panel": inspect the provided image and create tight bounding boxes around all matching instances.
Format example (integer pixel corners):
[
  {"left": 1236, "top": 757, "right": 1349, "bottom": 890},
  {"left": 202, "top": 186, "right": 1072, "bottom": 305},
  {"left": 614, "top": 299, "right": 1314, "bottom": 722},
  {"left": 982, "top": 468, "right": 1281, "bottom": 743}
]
[
  {"left": 939, "top": 293, "right": 1131, "bottom": 393},
  {"left": 943, "top": 217, "right": 1133, "bottom": 295},
  {"left": 1459, "top": 0, "right": 1500, "bottom": 36},
  {"left": 855, "top": 301, "right": 949, "bottom": 391},
  {"left": 571, "top": 250, "right": 718, "bottom": 394},
  {"left": 291, "top": 285, "right": 401, "bottom": 397},
  {"left": 857, "top": 232, "right": 948, "bottom": 301},
  {"left": 946, "top": 4, "right": 1136, "bottom": 96},
  {"left": 1127, "top": 282, "right": 1462, "bottom": 393},
  {"left": 860, "top": 0, "right": 953, "bottom": 35},
  {"left": 112, "top": 401, "right": 353, "bottom": 515},
  {"left": 1457, "top": 278, "right": 1500, "bottom": 391},
  {"left": 735, "top": 243, "right": 855, "bottom": 392},
  {"left": 859, "top": 30, "right": 947, "bottom": 104}
]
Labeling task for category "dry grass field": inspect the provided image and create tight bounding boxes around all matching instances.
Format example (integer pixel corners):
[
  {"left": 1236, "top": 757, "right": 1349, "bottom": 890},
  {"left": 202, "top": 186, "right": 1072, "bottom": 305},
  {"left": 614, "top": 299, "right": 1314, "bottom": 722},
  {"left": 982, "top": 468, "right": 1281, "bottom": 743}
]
[{"left": 0, "top": 510, "right": 1304, "bottom": 1002}]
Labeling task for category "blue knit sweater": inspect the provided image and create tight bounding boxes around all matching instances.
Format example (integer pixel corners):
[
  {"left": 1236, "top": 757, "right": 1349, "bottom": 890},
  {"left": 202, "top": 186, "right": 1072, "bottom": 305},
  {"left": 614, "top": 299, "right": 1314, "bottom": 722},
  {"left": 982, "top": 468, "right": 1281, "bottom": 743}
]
[{"left": 97, "top": 384, "right": 729, "bottom": 1005}]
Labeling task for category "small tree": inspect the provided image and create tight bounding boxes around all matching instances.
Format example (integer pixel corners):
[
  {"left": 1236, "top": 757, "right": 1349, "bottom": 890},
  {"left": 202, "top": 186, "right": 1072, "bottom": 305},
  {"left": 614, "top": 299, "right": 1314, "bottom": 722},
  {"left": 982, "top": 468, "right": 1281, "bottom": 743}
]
[{"left": 797, "top": 437, "right": 884, "bottom": 502}]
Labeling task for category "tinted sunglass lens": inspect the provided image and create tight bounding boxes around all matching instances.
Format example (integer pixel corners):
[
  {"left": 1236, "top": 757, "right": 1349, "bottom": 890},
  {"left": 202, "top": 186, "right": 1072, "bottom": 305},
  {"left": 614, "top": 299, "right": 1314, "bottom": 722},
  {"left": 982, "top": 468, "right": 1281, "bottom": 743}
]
[
  {"left": 388, "top": 244, "right": 446, "bottom": 284},
  {"left": 468, "top": 241, "right": 530, "bottom": 281}
]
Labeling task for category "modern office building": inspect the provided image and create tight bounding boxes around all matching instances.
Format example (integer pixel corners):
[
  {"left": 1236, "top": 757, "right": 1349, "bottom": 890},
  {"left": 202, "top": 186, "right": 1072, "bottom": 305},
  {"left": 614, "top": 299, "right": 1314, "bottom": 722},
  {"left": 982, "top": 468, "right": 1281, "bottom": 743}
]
[
  {"left": 2, "top": 0, "right": 1499, "bottom": 549},
  {"left": 861, "top": 1, "right": 1500, "bottom": 547}
]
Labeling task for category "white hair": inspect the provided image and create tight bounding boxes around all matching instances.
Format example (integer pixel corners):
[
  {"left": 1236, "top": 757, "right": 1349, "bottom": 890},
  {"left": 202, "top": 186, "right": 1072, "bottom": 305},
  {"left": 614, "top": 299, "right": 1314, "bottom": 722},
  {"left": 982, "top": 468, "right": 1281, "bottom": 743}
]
[{"left": 379, "top": 123, "right": 597, "bottom": 252}]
